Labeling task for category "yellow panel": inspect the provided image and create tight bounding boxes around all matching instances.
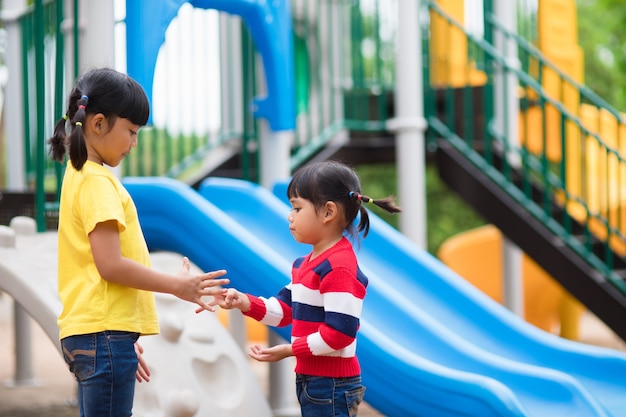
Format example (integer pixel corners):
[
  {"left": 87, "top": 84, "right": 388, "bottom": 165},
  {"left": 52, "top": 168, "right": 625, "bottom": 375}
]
[
  {"left": 538, "top": 0, "right": 578, "bottom": 51},
  {"left": 575, "top": 104, "right": 626, "bottom": 255},
  {"left": 519, "top": 48, "right": 584, "bottom": 163},
  {"left": 429, "top": 0, "right": 486, "bottom": 88}
]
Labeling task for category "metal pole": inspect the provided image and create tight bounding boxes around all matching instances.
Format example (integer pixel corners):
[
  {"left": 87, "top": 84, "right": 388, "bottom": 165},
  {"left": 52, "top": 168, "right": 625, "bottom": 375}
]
[
  {"left": 2, "top": 0, "right": 27, "bottom": 191},
  {"left": 78, "top": 0, "right": 115, "bottom": 72},
  {"left": 493, "top": 0, "right": 523, "bottom": 316},
  {"left": 79, "top": 0, "right": 120, "bottom": 177},
  {"left": 389, "top": 0, "right": 428, "bottom": 248}
]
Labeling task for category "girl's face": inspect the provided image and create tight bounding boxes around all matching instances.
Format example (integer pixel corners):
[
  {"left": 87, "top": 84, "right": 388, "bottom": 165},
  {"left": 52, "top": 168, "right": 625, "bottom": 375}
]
[
  {"left": 288, "top": 196, "right": 324, "bottom": 245},
  {"left": 88, "top": 116, "right": 140, "bottom": 167}
]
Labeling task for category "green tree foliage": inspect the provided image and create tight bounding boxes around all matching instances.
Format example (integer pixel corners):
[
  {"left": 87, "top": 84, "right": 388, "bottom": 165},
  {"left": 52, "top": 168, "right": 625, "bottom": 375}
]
[{"left": 577, "top": 0, "right": 626, "bottom": 111}]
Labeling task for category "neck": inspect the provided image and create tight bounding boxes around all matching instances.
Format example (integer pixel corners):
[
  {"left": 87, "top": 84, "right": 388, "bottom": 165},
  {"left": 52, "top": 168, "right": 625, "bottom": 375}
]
[{"left": 310, "top": 236, "right": 343, "bottom": 260}]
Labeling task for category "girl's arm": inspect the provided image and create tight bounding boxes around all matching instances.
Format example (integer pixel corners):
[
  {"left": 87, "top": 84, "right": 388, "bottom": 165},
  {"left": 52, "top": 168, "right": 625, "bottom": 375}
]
[{"left": 89, "top": 220, "right": 229, "bottom": 311}]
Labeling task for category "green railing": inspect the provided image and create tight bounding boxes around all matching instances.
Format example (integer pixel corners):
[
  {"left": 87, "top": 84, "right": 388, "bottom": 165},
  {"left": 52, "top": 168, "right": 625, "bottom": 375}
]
[
  {"left": 424, "top": 1, "right": 626, "bottom": 294},
  {"left": 17, "top": 0, "right": 68, "bottom": 230}
]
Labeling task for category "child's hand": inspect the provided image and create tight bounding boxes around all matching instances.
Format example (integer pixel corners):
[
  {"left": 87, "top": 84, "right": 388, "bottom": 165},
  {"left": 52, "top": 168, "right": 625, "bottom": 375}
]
[
  {"left": 196, "top": 287, "right": 249, "bottom": 314},
  {"left": 248, "top": 343, "right": 293, "bottom": 363},
  {"left": 219, "top": 288, "right": 250, "bottom": 310},
  {"left": 135, "top": 342, "right": 150, "bottom": 383},
  {"left": 176, "top": 257, "right": 229, "bottom": 312}
]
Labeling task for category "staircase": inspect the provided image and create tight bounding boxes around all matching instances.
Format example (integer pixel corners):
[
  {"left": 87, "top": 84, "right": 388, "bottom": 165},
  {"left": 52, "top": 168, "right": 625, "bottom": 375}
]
[{"left": 425, "top": 1, "right": 626, "bottom": 340}]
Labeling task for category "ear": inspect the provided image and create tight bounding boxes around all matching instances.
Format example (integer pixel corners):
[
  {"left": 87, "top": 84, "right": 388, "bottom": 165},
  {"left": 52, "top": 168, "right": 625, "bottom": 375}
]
[
  {"left": 90, "top": 113, "right": 106, "bottom": 134},
  {"left": 321, "top": 201, "right": 339, "bottom": 224}
]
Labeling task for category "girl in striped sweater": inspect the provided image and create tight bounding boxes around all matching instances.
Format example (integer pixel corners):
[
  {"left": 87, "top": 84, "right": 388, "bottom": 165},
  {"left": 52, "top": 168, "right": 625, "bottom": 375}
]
[{"left": 218, "top": 160, "right": 400, "bottom": 417}]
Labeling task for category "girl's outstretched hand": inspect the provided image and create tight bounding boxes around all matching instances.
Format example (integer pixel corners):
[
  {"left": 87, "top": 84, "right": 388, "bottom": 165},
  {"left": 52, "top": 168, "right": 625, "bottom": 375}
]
[
  {"left": 176, "top": 257, "right": 229, "bottom": 312},
  {"left": 248, "top": 343, "right": 293, "bottom": 363}
]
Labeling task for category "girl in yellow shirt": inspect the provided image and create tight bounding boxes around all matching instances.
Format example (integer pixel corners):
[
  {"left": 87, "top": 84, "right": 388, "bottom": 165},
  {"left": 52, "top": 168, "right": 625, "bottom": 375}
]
[{"left": 48, "top": 67, "right": 229, "bottom": 417}]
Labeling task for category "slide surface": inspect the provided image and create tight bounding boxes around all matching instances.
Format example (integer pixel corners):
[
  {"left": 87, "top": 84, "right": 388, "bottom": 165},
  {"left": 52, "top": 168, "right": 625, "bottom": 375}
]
[{"left": 124, "top": 176, "right": 626, "bottom": 417}]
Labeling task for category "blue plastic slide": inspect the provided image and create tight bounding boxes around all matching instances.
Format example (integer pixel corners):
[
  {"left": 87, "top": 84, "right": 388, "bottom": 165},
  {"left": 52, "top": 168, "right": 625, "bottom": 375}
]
[{"left": 123, "top": 176, "right": 626, "bottom": 417}]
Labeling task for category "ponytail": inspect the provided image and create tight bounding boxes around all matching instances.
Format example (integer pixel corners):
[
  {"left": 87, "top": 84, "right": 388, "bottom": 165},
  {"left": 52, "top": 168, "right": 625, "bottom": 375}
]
[
  {"left": 68, "top": 95, "right": 89, "bottom": 170},
  {"left": 349, "top": 192, "right": 402, "bottom": 238},
  {"left": 48, "top": 114, "right": 68, "bottom": 162},
  {"left": 48, "top": 94, "right": 89, "bottom": 170}
]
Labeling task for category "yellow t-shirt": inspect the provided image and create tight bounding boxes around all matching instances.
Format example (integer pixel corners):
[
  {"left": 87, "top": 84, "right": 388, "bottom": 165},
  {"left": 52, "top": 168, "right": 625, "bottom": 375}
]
[{"left": 57, "top": 160, "right": 159, "bottom": 339}]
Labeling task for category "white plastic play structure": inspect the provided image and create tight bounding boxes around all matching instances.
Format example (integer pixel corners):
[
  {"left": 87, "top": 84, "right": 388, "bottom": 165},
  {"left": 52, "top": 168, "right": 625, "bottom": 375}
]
[{"left": 0, "top": 217, "right": 273, "bottom": 417}]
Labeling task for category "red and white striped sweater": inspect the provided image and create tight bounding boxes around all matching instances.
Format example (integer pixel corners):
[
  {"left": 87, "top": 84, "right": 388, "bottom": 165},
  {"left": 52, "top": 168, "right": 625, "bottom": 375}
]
[{"left": 244, "top": 237, "right": 368, "bottom": 378}]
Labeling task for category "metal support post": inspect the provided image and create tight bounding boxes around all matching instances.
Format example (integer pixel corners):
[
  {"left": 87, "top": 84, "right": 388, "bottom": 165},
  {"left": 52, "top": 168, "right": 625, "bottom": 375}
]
[
  {"left": 389, "top": 0, "right": 428, "bottom": 248},
  {"left": 493, "top": 0, "right": 523, "bottom": 317}
]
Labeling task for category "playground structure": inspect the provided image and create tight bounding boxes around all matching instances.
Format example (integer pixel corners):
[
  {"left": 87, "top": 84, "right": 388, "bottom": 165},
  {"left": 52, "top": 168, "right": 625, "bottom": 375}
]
[{"left": 3, "top": 0, "right": 626, "bottom": 416}]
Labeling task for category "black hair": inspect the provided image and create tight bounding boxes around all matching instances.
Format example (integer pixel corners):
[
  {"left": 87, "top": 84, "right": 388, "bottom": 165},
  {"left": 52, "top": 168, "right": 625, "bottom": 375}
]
[
  {"left": 48, "top": 67, "right": 150, "bottom": 170},
  {"left": 287, "top": 160, "right": 401, "bottom": 239}
]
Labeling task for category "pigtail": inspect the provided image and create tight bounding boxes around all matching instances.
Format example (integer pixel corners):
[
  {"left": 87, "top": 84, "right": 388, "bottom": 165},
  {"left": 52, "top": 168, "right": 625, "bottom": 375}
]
[
  {"left": 48, "top": 114, "right": 69, "bottom": 162},
  {"left": 349, "top": 192, "right": 402, "bottom": 238},
  {"left": 356, "top": 206, "right": 371, "bottom": 237},
  {"left": 68, "top": 95, "right": 89, "bottom": 170},
  {"left": 370, "top": 196, "right": 402, "bottom": 214}
]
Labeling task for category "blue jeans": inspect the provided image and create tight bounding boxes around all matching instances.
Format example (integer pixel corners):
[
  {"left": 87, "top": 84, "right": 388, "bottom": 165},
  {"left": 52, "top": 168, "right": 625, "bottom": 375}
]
[
  {"left": 296, "top": 374, "right": 366, "bottom": 417},
  {"left": 61, "top": 331, "right": 139, "bottom": 417}
]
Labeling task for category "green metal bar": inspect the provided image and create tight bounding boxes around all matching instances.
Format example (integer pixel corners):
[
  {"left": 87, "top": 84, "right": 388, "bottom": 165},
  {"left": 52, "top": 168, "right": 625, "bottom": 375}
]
[
  {"left": 34, "top": 0, "right": 46, "bottom": 231},
  {"left": 421, "top": 10, "right": 436, "bottom": 150},
  {"left": 304, "top": 1, "right": 313, "bottom": 150},
  {"left": 373, "top": 1, "right": 381, "bottom": 84},
  {"left": 482, "top": 0, "right": 495, "bottom": 165},
  {"left": 374, "top": 0, "right": 387, "bottom": 126},
  {"left": 53, "top": 0, "right": 65, "bottom": 197},
  {"left": 327, "top": 1, "right": 335, "bottom": 125},
  {"left": 21, "top": 13, "right": 32, "bottom": 180},
  {"left": 241, "top": 22, "right": 253, "bottom": 181}
]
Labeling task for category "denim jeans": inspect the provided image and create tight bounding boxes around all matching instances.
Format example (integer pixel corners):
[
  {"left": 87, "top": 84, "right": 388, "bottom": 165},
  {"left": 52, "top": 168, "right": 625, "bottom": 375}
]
[
  {"left": 61, "top": 331, "right": 139, "bottom": 417},
  {"left": 296, "top": 374, "right": 366, "bottom": 417}
]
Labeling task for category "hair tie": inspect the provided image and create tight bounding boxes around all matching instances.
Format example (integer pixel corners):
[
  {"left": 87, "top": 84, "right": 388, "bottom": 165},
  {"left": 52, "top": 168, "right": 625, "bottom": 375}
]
[
  {"left": 75, "top": 121, "right": 83, "bottom": 127},
  {"left": 81, "top": 95, "right": 89, "bottom": 101},
  {"left": 349, "top": 191, "right": 373, "bottom": 204},
  {"left": 62, "top": 114, "right": 68, "bottom": 120},
  {"left": 78, "top": 105, "right": 86, "bottom": 110}
]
